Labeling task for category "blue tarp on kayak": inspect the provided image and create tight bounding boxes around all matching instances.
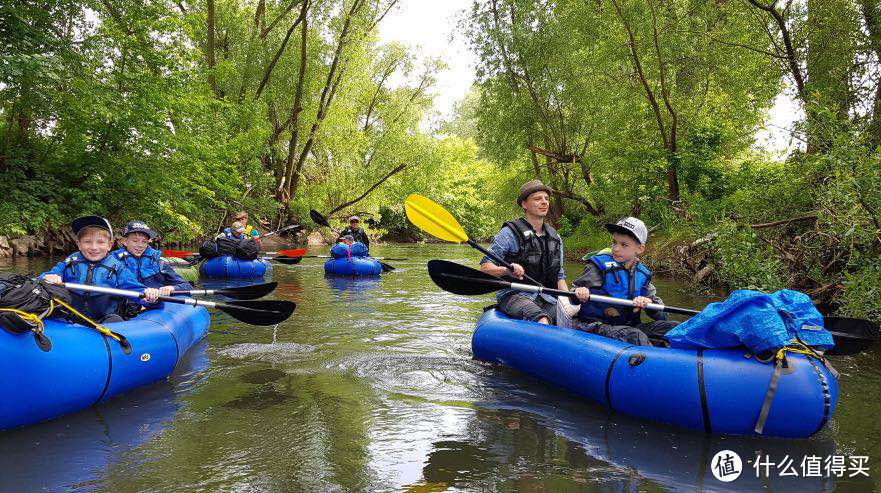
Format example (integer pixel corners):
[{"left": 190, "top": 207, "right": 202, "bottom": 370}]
[{"left": 665, "top": 289, "right": 834, "bottom": 353}]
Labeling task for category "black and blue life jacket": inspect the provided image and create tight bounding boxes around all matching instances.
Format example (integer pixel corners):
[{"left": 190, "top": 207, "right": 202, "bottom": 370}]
[{"left": 578, "top": 253, "right": 652, "bottom": 325}]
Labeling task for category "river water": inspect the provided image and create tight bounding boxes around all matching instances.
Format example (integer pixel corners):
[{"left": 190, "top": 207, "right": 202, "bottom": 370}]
[{"left": 0, "top": 244, "right": 877, "bottom": 492}]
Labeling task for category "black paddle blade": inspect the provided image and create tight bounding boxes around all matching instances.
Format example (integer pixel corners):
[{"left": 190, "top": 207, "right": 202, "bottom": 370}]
[
  {"left": 379, "top": 261, "right": 395, "bottom": 272},
  {"left": 310, "top": 209, "right": 331, "bottom": 228},
  {"left": 274, "top": 256, "right": 303, "bottom": 265},
  {"left": 216, "top": 300, "right": 296, "bottom": 326},
  {"left": 218, "top": 281, "right": 278, "bottom": 300},
  {"left": 427, "top": 259, "right": 505, "bottom": 295},
  {"left": 824, "top": 316, "right": 879, "bottom": 356}
]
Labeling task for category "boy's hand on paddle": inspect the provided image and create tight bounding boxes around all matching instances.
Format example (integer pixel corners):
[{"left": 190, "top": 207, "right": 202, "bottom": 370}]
[
  {"left": 159, "top": 286, "right": 174, "bottom": 296},
  {"left": 632, "top": 296, "right": 651, "bottom": 312},
  {"left": 510, "top": 263, "right": 525, "bottom": 280},
  {"left": 143, "top": 288, "right": 160, "bottom": 303},
  {"left": 574, "top": 287, "right": 590, "bottom": 302},
  {"left": 43, "top": 274, "right": 62, "bottom": 284}
]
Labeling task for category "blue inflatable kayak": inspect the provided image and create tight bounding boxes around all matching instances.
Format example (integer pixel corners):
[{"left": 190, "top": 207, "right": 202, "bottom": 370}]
[
  {"left": 0, "top": 303, "right": 210, "bottom": 430},
  {"left": 199, "top": 256, "right": 272, "bottom": 279},
  {"left": 323, "top": 241, "right": 382, "bottom": 276},
  {"left": 472, "top": 309, "right": 838, "bottom": 438},
  {"left": 323, "top": 257, "right": 382, "bottom": 276}
]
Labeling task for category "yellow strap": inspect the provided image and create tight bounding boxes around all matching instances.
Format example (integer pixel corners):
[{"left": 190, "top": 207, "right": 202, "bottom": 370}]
[
  {"left": 774, "top": 340, "right": 821, "bottom": 362},
  {"left": 0, "top": 307, "right": 45, "bottom": 335},
  {"left": 52, "top": 298, "right": 122, "bottom": 343}
]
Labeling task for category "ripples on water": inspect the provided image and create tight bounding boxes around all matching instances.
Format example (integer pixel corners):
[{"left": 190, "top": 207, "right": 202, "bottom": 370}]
[{"left": 0, "top": 244, "right": 878, "bottom": 491}]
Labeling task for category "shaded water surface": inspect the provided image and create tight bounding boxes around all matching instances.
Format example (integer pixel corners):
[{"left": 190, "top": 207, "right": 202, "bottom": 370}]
[{"left": 0, "top": 244, "right": 878, "bottom": 491}]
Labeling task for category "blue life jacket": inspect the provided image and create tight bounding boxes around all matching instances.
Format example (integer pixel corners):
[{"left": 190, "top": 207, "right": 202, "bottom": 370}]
[
  {"left": 55, "top": 253, "right": 132, "bottom": 321},
  {"left": 220, "top": 228, "right": 239, "bottom": 240},
  {"left": 330, "top": 241, "right": 369, "bottom": 259},
  {"left": 111, "top": 246, "right": 171, "bottom": 288},
  {"left": 578, "top": 253, "right": 652, "bottom": 325}
]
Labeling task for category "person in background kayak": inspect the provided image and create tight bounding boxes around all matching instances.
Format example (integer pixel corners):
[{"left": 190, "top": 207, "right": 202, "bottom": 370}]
[
  {"left": 40, "top": 215, "right": 160, "bottom": 323},
  {"left": 480, "top": 180, "right": 568, "bottom": 325},
  {"left": 338, "top": 216, "right": 370, "bottom": 249},
  {"left": 570, "top": 217, "right": 679, "bottom": 346},
  {"left": 219, "top": 221, "right": 250, "bottom": 242},
  {"left": 226, "top": 211, "right": 261, "bottom": 248},
  {"left": 112, "top": 220, "right": 191, "bottom": 294}
]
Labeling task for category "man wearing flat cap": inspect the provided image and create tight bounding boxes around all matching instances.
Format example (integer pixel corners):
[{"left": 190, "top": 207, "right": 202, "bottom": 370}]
[
  {"left": 479, "top": 180, "right": 568, "bottom": 325},
  {"left": 339, "top": 215, "right": 370, "bottom": 249}
]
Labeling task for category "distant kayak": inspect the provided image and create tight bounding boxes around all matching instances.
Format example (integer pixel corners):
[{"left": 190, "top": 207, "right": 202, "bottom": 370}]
[
  {"left": 199, "top": 256, "right": 272, "bottom": 279},
  {"left": 324, "top": 257, "right": 382, "bottom": 276},
  {"left": 472, "top": 309, "right": 838, "bottom": 438}
]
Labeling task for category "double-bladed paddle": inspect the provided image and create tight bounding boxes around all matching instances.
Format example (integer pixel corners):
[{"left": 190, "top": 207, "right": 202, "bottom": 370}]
[
  {"left": 162, "top": 248, "right": 306, "bottom": 259},
  {"left": 309, "top": 209, "right": 395, "bottom": 272},
  {"left": 426, "top": 259, "right": 879, "bottom": 356},
  {"left": 404, "top": 194, "right": 540, "bottom": 286},
  {"left": 62, "top": 282, "right": 295, "bottom": 326},
  {"left": 261, "top": 224, "right": 303, "bottom": 238},
  {"left": 172, "top": 281, "right": 278, "bottom": 300}
]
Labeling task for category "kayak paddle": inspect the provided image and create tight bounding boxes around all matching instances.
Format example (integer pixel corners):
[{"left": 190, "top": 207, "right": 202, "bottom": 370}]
[
  {"left": 404, "top": 194, "right": 541, "bottom": 286},
  {"left": 62, "top": 282, "right": 295, "bottom": 326},
  {"left": 426, "top": 259, "right": 878, "bottom": 356},
  {"left": 428, "top": 259, "right": 698, "bottom": 315},
  {"left": 261, "top": 224, "right": 303, "bottom": 238},
  {"left": 172, "top": 281, "right": 278, "bottom": 300},
  {"left": 162, "top": 248, "right": 306, "bottom": 259},
  {"left": 293, "top": 254, "right": 408, "bottom": 261},
  {"left": 309, "top": 209, "right": 394, "bottom": 272}
]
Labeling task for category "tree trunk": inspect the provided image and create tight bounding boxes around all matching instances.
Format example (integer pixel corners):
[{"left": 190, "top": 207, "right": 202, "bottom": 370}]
[{"left": 206, "top": 0, "right": 217, "bottom": 96}]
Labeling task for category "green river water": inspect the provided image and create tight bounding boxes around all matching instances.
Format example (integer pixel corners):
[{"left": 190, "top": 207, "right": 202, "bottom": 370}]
[{"left": 0, "top": 244, "right": 878, "bottom": 492}]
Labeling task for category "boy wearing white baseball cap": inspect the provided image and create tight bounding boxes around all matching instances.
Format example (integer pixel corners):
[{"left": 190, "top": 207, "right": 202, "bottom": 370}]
[{"left": 568, "top": 217, "right": 678, "bottom": 346}]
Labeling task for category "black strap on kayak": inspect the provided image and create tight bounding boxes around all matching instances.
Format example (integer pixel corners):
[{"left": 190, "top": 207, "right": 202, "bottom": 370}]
[
  {"left": 754, "top": 353, "right": 786, "bottom": 435},
  {"left": 806, "top": 356, "right": 832, "bottom": 436},
  {"left": 697, "top": 349, "right": 712, "bottom": 433},
  {"left": 93, "top": 334, "right": 113, "bottom": 405},
  {"left": 604, "top": 345, "right": 635, "bottom": 412}
]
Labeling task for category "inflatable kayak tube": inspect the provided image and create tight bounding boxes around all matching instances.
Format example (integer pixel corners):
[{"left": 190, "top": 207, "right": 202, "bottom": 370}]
[
  {"left": 199, "top": 255, "right": 272, "bottom": 279},
  {"left": 472, "top": 309, "right": 838, "bottom": 438},
  {"left": 324, "top": 257, "right": 382, "bottom": 276},
  {"left": 0, "top": 303, "right": 210, "bottom": 430}
]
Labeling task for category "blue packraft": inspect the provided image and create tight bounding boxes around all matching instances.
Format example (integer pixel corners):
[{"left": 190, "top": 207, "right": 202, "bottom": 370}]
[{"left": 665, "top": 289, "right": 834, "bottom": 353}]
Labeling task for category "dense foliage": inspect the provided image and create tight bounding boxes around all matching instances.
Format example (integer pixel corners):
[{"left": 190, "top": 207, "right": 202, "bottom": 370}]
[
  {"left": 461, "top": 0, "right": 881, "bottom": 318},
  {"left": 0, "top": 0, "right": 515, "bottom": 244}
]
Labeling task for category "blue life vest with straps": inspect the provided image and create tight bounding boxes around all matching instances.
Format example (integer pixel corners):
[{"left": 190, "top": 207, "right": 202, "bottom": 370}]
[
  {"left": 578, "top": 253, "right": 652, "bottom": 325},
  {"left": 113, "top": 246, "right": 163, "bottom": 288},
  {"left": 221, "top": 225, "right": 257, "bottom": 240},
  {"left": 56, "top": 253, "right": 130, "bottom": 321}
]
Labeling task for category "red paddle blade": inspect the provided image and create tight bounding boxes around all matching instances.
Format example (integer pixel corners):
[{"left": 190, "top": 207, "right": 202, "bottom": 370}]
[
  {"left": 162, "top": 249, "right": 197, "bottom": 258},
  {"left": 275, "top": 249, "right": 306, "bottom": 257}
]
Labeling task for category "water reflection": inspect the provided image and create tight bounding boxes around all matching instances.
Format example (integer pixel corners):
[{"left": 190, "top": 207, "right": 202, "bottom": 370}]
[
  {"left": 0, "top": 340, "right": 209, "bottom": 491},
  {"left": 1, "top": 246, "right": 879, "bottom": 491}
]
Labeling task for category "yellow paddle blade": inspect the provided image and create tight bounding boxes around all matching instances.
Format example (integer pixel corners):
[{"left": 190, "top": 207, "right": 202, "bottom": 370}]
[{"left": 404, "top": 194, "right": 469, "bottom": 243}]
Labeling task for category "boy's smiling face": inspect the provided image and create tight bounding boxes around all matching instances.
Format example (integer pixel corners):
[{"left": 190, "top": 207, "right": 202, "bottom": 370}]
[
  {"left": 122, "top": 232, "right": 151, "bottom": 257},
  {"left": 76, "top": 228, "right": 112, "bottom": 262},
  {"left": 610, "top": 232, "right": 645, "bottom": 265}
]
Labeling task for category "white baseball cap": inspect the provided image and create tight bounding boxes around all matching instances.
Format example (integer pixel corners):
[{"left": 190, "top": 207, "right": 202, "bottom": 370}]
[{"left": 605, "top": 217, "right": 648, "bottom": 245}]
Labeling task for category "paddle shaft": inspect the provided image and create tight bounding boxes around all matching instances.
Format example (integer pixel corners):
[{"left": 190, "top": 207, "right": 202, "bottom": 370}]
[
  {"left": 465, "top": 239, "right": 545, "bottom": 287},
  {"left": 61, "top": 282, "right": 266, "bottom": 313},
  {"left": 441, "top": 273, "right": 700, "bottom": 316}
]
